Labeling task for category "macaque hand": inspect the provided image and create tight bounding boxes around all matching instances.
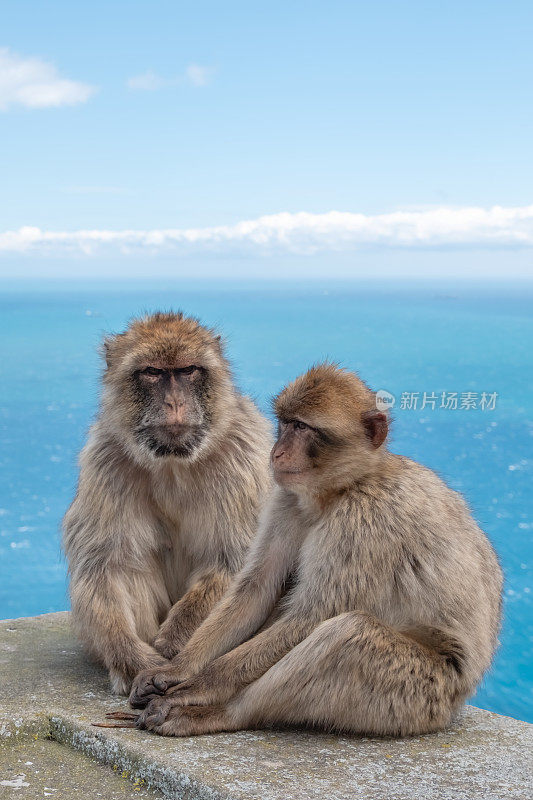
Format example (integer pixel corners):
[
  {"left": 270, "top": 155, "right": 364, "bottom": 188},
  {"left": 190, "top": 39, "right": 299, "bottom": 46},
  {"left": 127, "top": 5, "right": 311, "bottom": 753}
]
[
  {"left": 160, "top": 673, "right": 216, "bottom": 707},
  {"left": 130, "top": 673, "right": 220, "bottom": 727},
  {"left": 136, "top": 697, "right": 229, "bottom": 736},
  {"left": 129, "top": 663, "right": 190, "bottom": 709}
]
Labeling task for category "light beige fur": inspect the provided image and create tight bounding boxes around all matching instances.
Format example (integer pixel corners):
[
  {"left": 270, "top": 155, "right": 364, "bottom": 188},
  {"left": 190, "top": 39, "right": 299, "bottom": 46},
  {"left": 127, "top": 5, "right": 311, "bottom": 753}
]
[
  {"left": 63, "top": 312, "right": 272, "bottom": 693},
  {"left": 129, "top": 364, "right": 503, "bottom": 738}
]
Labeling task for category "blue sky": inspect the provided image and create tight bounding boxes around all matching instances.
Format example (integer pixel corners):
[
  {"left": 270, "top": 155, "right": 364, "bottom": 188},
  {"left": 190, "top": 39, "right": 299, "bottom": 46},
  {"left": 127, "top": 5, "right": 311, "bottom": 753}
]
[{"left": 1, "top": 0, "right": 532, "bottom": 278}]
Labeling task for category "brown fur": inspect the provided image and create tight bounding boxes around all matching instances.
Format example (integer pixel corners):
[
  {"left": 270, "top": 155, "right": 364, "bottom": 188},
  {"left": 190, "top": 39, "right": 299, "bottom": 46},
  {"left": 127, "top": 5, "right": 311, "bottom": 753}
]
[
  {"left": 63, "top": 312, "right": 273, "bottom": 693},
  {"left": 129, "top": 364, "right": 503, "bottom": 737}
]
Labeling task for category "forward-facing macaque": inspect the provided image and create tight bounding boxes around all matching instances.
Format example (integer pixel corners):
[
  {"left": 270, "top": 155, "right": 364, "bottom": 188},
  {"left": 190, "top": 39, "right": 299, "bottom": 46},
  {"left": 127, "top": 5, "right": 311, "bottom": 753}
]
[
  {"left": 111, "top": 363, "right": 502, "bottom": 737},
  {"left": 63, "top": 312, "right": 272, "bottom": 693}
]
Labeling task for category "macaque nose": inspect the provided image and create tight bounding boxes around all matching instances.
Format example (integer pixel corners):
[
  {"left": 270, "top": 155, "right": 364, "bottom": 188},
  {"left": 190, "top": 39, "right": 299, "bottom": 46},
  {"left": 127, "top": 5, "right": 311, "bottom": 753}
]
[
  {"left": 164, "top": 396, "right": 183, "bottom": 412},
  {"left": 272, "top": 446, "right": 285, "bottom": 461},
  {"left": 164, "top": 393, "right": 186, "bottom": 422}
]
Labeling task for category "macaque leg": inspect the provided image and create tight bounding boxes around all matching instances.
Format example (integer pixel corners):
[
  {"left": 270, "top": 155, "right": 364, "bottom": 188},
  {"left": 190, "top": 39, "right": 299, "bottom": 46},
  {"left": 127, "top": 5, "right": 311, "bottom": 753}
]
[
  {"left": 73, "top": 572, "right": 169, "bottom": 694},
  {"left": 153, "top": 569, "right": 232, "bottom": 659},
  {"left": 229, "top": 612, "right": 467, "bottom": 737},
  {"left": 146, "top": 612, "right": 467, "bottom": 737}
]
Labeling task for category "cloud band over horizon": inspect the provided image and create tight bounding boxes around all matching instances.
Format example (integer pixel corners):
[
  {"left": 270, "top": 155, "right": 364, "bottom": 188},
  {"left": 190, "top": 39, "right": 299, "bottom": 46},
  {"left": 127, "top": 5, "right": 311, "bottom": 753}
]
[{"left": 2, "top": 205, "right": 533, "bottom": 258}]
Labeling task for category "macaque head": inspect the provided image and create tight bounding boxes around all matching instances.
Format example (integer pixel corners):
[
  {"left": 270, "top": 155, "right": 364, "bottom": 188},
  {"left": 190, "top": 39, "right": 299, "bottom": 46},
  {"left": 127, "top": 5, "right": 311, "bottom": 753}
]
[
  {"left": 272, "top": 364, "right": 388, "bottom": 495},
  {"left": 102, "top": 312, "right": 234, "bottom": 461}
]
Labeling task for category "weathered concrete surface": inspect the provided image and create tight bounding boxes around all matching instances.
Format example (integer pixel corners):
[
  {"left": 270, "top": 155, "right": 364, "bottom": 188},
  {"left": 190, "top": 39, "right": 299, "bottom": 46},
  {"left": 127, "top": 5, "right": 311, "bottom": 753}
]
[
  {"left": 1, "top": 735, "right": 158, "bottom": 798},
  {"left": 1, "top": 613, "right": 531, "bottom": 800}
]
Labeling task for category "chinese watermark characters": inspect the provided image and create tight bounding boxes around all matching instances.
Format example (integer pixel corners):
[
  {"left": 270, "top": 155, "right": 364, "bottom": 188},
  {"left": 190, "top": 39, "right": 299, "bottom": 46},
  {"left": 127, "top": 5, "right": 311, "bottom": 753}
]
[{"left": 376, "top": 390, "right": 498, "bottom": 412}]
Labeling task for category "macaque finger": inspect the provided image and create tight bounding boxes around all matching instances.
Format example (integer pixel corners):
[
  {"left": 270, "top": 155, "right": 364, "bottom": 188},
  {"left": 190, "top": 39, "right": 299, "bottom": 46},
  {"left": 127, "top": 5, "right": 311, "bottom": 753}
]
[
  {"left": 136, "top": 698, "right": 173, "bottom": 730},
  {"left": 129, "top": 673, "right": 168, "bottom": 708},
  {"left": 152, "top": 675, "right": 170, "bottom": 692},
  {"left": 162, "top": 684, "right": 211, "bottom": 707},
  {"left": 163, "top": 681, "right": 190, "bottom": 697}
]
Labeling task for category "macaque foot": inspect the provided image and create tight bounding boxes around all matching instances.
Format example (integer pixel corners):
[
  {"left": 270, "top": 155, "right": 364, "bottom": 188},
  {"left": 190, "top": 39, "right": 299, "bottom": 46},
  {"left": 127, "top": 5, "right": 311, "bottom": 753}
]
[
  {"left": 135, "top": 696, "right": 174, "bottom": 729},
  {"left": 137, "top": 700, "right": 232, "bottom": 737},
  {"left": 132, "top": 684, "right": 210, "bottom": 729},
  {"left": 92, "top": 703, "right": 236, "bottom": 735},
  {"left": 129, "top": 665, "right": 187, "bottom": 708}
]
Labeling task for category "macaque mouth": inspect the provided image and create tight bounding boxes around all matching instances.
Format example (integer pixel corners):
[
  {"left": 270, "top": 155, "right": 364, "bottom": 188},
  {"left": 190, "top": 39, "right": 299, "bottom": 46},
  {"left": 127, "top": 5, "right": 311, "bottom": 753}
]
[
  {"left": 135, "top": 423, "right": 208, "bottom": 458},
  {"left": 159, "top": 422, "right": 193, "bottom": 433},
  {"left": 136, "top": 422, "right": 195, "bottom": 435}
]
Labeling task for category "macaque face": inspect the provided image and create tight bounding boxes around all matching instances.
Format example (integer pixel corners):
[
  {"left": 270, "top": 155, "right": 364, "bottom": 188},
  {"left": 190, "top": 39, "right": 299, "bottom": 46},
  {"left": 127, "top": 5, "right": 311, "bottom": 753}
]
[
  {"left": 132, "top": 362, "right": 210, "bottom": 457},
  {"left": 271, "top": 419, "right": 327, "bottom": 487},
  {"left": 272, "top": 366, "right": 390, "bottom": 495},
  {"left": 272, "top": 409, "right": 388, "bottom": 492}
]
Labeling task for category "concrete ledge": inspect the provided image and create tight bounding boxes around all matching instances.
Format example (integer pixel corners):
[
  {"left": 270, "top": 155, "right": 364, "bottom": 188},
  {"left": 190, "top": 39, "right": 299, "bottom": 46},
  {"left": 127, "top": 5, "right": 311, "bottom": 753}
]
[{"left": 1, "top": 613, "right": 532, "bottom": 799}]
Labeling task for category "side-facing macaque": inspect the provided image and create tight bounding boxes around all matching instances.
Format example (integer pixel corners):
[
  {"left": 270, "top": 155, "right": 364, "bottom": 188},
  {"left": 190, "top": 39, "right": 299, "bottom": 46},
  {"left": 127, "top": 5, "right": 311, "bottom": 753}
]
[
  {"left": 111, "top": 363, "right": 502, "bottom": 736},
  {"left": 64, "top": 312, "right": 272, "bottom": 693}
]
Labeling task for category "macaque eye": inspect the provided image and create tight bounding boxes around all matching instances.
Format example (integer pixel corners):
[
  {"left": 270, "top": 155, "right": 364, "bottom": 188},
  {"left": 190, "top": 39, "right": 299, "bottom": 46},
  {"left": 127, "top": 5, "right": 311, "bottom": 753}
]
[
  {"left": 142, "top": 367, "right": 164, "bottom": 377},
  {"left": 179, "top": 365, "right": 198, "bottom": 375},
  {"left": 293, "top": 420, "right": 309, "bottom": 431}
]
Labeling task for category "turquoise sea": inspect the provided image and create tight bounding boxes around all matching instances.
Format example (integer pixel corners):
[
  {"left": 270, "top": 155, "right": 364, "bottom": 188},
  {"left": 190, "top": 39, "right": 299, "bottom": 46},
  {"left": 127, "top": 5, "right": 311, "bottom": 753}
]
[{"left": 0, "top": 280, "right": 531, "bottom": 722}]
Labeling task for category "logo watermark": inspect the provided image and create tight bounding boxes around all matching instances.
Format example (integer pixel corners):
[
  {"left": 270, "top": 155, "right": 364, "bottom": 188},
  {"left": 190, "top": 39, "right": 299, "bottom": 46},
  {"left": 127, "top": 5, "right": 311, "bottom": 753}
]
[
  {"left": 376, "top": 389, "right": 396, "bottom": 411},
  {"left": 376, "top": 390, "right": 498, "bottom": 412}
]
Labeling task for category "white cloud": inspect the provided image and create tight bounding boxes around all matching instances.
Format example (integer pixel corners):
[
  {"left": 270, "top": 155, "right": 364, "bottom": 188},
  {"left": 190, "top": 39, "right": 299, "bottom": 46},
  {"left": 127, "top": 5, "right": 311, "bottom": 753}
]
[
  {"left": 1, "top": 205, "right": 533, "bottom": 256},
  {"left": 127, "top": 70, "right": 167, "bottom": 91},
  {"left": 0, "top": 47, "right": 96, "bottom": 111},
  {"left": 185, "top": 64, "right": 213, "bottom": 87},
  {"left": 128, "top": 64, "right": 214, "bottom": 91}
]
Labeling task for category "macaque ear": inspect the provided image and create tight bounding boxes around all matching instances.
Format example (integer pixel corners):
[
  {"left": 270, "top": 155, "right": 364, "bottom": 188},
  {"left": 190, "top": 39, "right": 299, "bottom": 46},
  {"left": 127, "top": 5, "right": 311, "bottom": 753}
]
[
  {"left": 102, "top": 336, "right": 118, "bottom": 369},
  {"left": 102, "top": 332, "right": 128, "bottom": 368},
  {"left": 211, "top": 333, "right": 226, "bottom": 358},
  {"left": 361, "top": 410, "right": 388, "bottom": 449}
]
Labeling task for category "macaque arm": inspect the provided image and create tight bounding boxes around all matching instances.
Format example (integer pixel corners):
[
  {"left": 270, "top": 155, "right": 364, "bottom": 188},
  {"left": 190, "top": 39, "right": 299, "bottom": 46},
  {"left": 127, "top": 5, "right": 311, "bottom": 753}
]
[
  {"left": 144, "top": 518, "right": 362, "bottom": 710},
  {"left": 153, "top": 568, "right": 233, "bottom": 659},
  {"left": 71, "top": 569, "right": 168, "bottom": 694},
  {"left": 135, "top": 610, "right": 316, "bottom": 727},
  {"left": 173, "top": 513, "right": 298, "bottom": 673},
  {"left": 198, "top": 610, "right": 315, "bottom": 695},
  {"left": 129, "top": 512, "right": 296, "bottom": 707}
]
